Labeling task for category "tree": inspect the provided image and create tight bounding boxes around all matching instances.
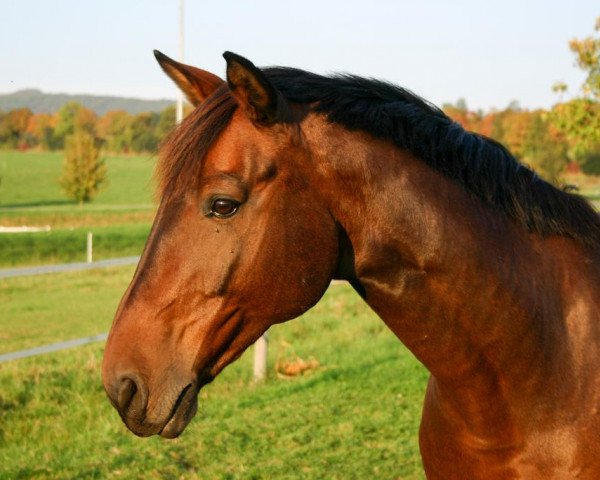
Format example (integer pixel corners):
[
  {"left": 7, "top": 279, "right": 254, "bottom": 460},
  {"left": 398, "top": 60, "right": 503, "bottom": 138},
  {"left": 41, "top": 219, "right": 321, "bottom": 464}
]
[
  {"left": 129, "top": 112, "right": 160, "bottom": 152},
  {"left": 155, "top": 105, "right": 176, "bottom": 142},
  {"left": 522, "top": 112, "right": 569, "bottom": 184},
  {"left": 97, "top": 110, "right": 132, "bottom": 153},
  {"left": 550, "top": 17, "right": 600, "bottom": 167},
  {"left": 60, "top": 131, "right": 107, "bottom": 204},
  {"left": 25, "top": 113, "right": 57, "bottom": 149},
  {"left": 53, "top": 102, "right": 97, "bottom": 149},
  {"left": 569, "top": 16, "right": 600, "bottom": 99},
  {"left": 0, "top": 108, "right": 33, "bottom": 149},
  {"left": 491, "top": 109, "right": 534, "bottom": 159},
  {"left": 550, "top": 99, "right": 600, "bottom": 163}
]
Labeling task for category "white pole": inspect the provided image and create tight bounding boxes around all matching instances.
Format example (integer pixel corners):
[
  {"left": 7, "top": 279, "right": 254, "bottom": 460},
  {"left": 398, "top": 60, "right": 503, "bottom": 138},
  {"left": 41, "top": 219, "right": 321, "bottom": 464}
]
[
  {"left": 253, "top": 332, "right": 268, "bottom": 381},
  {"left": 176, "top": 0, "right": 184, "bottom": 124},
  {"left": 86, "top": 232, "right": 93, "bottom": 263}
]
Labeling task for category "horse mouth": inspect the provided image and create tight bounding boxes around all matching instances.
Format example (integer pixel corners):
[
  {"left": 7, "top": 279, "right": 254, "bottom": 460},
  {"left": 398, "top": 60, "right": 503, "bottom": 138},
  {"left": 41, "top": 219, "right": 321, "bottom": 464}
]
[{"left": 158, "top": 383, "right": 199, "bottom": 439}]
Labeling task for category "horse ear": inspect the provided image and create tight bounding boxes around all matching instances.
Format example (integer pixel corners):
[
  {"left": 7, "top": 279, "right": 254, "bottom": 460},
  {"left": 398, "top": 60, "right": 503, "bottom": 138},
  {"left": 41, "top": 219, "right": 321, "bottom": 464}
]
[
  {"left": 154, "top": 50, "right": 225, "bottom": 106},
  {"left": 223, "top": 51, "right": 283, "bottom": 125}
]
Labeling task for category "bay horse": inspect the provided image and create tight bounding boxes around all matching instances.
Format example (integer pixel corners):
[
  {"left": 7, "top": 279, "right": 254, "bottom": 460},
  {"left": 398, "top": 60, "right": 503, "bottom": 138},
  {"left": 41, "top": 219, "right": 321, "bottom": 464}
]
[{"left": 102, "top": 50, "right": 600, "bottom": 479}]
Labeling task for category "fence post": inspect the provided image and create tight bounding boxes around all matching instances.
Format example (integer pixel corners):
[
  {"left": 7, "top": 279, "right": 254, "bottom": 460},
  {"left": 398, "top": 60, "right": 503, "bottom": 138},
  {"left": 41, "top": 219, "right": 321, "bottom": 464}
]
[
  {"left": 253, "top": 332, "right": 268, "bottom": 382},
  {"left": 86, "top": 232, "right": 93, "bottom": 263}
]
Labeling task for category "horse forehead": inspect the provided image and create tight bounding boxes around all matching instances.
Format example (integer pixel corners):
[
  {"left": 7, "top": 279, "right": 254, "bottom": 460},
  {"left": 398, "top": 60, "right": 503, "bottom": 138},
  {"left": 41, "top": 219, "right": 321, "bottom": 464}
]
[
  {"left": 203, "top": 133, "right": 249, "bottom": 172},
  {"left": 203, "top": 114, "right": 286, "bottom": 174}
]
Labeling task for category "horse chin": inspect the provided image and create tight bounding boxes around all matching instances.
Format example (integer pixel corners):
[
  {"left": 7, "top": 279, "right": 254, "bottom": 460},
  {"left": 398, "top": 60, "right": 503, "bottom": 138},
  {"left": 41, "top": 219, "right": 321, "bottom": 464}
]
[{"left": 158, "top": 386, "right": 199, "bottom": 439}]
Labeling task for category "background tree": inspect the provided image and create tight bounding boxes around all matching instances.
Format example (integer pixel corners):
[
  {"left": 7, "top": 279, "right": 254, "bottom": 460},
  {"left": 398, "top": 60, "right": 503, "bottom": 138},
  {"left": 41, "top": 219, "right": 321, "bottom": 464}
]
[
  {"left": 129, "top": 112, "right": 160, "bottom": 152},
  {"left": 569, "top": 16, "right": 600, "bottom": 99},
  {"left": 551, "top": 99, "right": 600, "bottom": 163},
  {"left": 550, "top": 16, "right": 600, "bottom": 170},
  {"left": 155, "top": 105, "right": 176, "bottom": 142},
  {"left": 491, "top": 107, "right": 534, "bottom": 159},
  {"left": 522, "top": 112, "right": 569, "bottom": 183},
  {"left": 53, "top": 102, "right": 97, "bottom": 149},
  {"left": 60, "top": 131, "right": 107, "bottom": 204},
  {"left": 25, "top": 113, "right": 57, "bottom": 150},
  {"left": 0, "top": 108, "right": 33, "bottom": 149},
  {"left": 442, "top": 103, "right": 571, "bottom": 185},
  {"left": 97, "top": 110, "right": 132, "bottom": 153}
]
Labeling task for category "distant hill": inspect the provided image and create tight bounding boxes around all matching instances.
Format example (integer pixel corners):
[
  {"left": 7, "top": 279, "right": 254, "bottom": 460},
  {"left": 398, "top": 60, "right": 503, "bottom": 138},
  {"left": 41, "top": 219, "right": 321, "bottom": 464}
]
[{"left": 0, "top": 89, "right": 176, "bottom": 115}]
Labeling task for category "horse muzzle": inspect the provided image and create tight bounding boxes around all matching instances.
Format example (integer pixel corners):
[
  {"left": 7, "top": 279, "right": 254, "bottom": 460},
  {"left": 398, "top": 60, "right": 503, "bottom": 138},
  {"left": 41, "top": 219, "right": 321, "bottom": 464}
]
[{"left": 104, "top": 373, "right": 199, "bottom": 438}]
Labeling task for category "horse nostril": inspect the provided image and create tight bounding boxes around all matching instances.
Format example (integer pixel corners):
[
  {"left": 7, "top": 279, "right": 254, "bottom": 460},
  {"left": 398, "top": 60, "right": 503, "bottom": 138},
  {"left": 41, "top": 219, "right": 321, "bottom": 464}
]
[{"left": 116, "top": 376, "right": 138, "bottom": 412}]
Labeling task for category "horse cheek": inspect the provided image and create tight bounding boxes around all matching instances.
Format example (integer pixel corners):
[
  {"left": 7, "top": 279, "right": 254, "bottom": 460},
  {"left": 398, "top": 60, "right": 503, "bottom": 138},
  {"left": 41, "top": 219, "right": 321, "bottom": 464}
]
[
  {"left": 268, "top": 206, "right": 338, "bottom": 321},
  {"left": 198, "top": 230, "right": 242, "bottom": 298}
]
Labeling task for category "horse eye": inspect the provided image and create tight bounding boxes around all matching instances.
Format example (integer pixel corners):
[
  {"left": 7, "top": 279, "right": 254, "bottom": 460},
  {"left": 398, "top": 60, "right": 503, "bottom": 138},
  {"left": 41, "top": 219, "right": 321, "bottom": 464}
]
[{"left": 211, "top": 198, "right": 240, "bottom": 218}]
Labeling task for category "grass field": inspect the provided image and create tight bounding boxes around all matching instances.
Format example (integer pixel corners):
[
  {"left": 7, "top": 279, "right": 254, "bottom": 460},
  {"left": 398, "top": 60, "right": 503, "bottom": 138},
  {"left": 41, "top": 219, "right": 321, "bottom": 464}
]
[
  {"left": 4, "top": 149, "right": 600, "bottom": 478},
  {"left": 0, "top": 150, "right": 156, "bottom": 267},
  {"left": 0, "top": 266, "right": 135, "bottom": 353},
  {"left": 0, "top": 269, "right": 428, "bottom": 479},
  {"left": 0, "top": 223, "right": 150, "bottom": 267},
  {"left": 0, "top": 150, "right": 155, "bottom": 208},
  {"left": 3, "top": 150, "right": 600, "bottom": 269}
]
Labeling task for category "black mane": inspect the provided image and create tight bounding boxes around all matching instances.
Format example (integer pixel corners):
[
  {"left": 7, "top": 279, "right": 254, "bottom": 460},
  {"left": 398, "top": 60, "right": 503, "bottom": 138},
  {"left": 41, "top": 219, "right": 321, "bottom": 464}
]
[{"left": 264, "top": 67, "right": 600, "bottom": 248}]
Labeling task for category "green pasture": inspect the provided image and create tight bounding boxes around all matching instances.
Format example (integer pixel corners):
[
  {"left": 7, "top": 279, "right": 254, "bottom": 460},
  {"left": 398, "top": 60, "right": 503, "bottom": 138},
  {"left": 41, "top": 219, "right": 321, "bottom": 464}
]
[
  {"left": 0, "top": 223, "right": 150, "bottom": 268},
  {"left": 0, "top": 150, "right": 156, "bottom": 267},
  {"left": 0, "top": 150, "right": 155, "bottom": 209},
  {"left": 2, "top": 150, "right": 600, "bottom": 269},
  {"left": 0, "top": 271, "right": 427, "bottom": 479},
  {"left": 0, "top": 266, "right": 135, "bottom": 353},
  {"left": 4, "top": 150, "right": 600, "bottom": 478}
]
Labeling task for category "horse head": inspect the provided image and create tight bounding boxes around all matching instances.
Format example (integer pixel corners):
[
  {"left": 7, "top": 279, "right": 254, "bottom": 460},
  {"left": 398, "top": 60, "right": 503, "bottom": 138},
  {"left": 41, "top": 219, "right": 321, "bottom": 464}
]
[{"left": 101, "top": 51, "right": 340, "bottom": 438}]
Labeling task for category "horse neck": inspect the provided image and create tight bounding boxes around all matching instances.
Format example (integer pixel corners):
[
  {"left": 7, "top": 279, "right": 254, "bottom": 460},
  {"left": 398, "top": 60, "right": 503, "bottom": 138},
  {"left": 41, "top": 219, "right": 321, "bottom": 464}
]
[{"left": 301, "top": 117, "right": 596, "bottom": 399}]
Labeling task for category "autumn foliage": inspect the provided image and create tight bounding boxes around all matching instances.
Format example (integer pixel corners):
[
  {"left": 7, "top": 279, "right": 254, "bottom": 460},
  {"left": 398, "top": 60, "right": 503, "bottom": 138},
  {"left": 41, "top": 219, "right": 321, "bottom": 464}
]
[
  {"left": 440, "top": 102, "right": 575, "bottom": 183},
  {"left": 0, "top": 17, "right": 598, "bottom": 187}
]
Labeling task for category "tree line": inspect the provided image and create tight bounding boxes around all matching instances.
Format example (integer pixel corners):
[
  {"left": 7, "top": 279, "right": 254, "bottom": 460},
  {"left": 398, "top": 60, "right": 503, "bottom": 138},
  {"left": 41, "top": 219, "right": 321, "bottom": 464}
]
[
  {"left": 442, "top": 97, "right": 599, "bottom": 183},
  {"left": 0, "top": 103, "right": 190, "bottom": 203},
  {"left": 445, "top": 17, "right": 600, "bottom": 183},
  {"left": 2, "top": 98, "right": 597, "bottom": 187},
  {"left": 0, "top": 16, "right": 598, "bottom": 191},
  {"left": 0, "top": 102, "right": 184, "bottom": 154}
]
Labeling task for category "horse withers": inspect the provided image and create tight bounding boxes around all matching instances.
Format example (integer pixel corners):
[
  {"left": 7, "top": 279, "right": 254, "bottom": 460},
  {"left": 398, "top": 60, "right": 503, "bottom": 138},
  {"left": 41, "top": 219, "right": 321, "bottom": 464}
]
[{"left": 102, "top": 51, "right": 600, "bottom": 479}]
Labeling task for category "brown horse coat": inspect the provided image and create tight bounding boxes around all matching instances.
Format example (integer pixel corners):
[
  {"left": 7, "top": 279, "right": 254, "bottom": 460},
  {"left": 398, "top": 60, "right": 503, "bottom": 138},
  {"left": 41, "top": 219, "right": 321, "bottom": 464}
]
[{"left": 103, "top": 51, "right": 600, "bottom": 479}]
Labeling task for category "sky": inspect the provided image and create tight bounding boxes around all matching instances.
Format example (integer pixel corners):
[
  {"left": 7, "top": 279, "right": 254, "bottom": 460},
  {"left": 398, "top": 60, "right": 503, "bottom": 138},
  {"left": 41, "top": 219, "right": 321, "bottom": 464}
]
[{"left": 1, "top": 0, "right": 598, "bottom": 112}]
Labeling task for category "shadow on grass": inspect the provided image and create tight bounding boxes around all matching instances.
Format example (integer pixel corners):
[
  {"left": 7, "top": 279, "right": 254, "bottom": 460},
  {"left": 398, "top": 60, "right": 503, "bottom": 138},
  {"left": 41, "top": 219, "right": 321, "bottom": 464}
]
[
  {"left": 235, "top": 351, "right": 410, "bottom": 410},
  {"left": 0, "top": 199, "right": 75, "bottom": 209}
]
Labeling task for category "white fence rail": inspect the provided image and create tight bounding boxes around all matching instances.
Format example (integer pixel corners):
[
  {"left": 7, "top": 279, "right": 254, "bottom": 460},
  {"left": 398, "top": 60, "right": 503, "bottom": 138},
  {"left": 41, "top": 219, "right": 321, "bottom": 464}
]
[
  {"left": 1, "top": 251, "right": 292, "bottom": 377},
  {"left": 0, "top": 333, "right": 108, "bottom": 363},
  {"left": 0, "top": 256, "right": 140, "bottom": 279}
]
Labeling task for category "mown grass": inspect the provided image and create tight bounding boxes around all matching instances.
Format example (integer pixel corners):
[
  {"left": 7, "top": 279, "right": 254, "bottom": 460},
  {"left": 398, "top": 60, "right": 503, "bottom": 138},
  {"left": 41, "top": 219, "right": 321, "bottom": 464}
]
[
  {"left": 0, "top": 223, "right": 150, "bottom": 268},
  {"left": 0, "top": 266, "right": 135, "bottom": 353},
  {"left": 0, "top": 150, "right": 156, "bottom": 267},
  {"left": 0, "top": 150, "right": 155, "bottom": 209},
  {"left": 0, "top": 271, "right": 428, "bottom": 479},
  {"left": 3, "top": 150, "right": 600, "bottom": 270},
  {"left": 0, "top": 207, "right": 155, "bottom": 229}
]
